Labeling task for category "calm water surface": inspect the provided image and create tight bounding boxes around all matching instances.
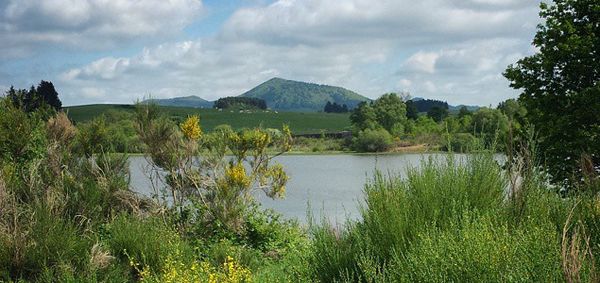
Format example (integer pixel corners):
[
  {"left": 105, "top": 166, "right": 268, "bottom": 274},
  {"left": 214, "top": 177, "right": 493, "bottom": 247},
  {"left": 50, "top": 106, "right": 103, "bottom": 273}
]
[{"left": 129, "top": 154, "right": 457, "bottom": 224}]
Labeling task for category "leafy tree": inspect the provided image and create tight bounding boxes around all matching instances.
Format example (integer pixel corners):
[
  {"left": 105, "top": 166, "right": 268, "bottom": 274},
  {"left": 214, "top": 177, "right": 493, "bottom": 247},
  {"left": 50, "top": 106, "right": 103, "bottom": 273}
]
[
  {"left": 427, "top": 106, "right": 449, "bottom": 122},
  {"left": 3, "top": 80, "right": 62, "bottom": 113},
  {"left": 353, "top": 128, "right": 393, "bottom": 152},
  {"left": 324, "top": 101, "right": 349, "bottom": 113},
  {"left": 214, "top": 97, "right": 267, "bottom": 110},
  {"left": 469, "top": 108, "right": 509, "bottom": 148},
  {"left": 411, "top": 99, "right": 449, "bottom": 113},
  {"left": 350, "top": 101, "right": 377, "bottom": 131},
  {"left": 372, "top": 93, "right": 407, "bottom": 132},
  {"left": 458, "top": 106, "right": 472, "bottom": 119},
  {"left": 36, "top": 80, "right": 62, "bottom": 111},
  {"left": 405, "top": 100, "right": 419, "bottom": 120},
  {"left": 504, "top": 0, "right": 600, "bottom": 184}
]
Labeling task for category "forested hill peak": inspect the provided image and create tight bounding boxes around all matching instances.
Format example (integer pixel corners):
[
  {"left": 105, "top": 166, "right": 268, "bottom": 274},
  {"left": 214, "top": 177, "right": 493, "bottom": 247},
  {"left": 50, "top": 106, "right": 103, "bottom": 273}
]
[{"left": 240, "top": 77, "right": 370, "bottom": 112}]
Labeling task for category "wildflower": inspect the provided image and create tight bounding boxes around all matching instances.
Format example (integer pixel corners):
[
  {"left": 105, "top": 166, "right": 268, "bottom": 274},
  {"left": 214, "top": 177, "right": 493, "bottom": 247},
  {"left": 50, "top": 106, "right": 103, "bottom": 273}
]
[
  {"left": 224, "top": 163, "right": 251, "bottom": 188},
  {"left": 180, "top": 115, "right": 202, "bottom": 140}
]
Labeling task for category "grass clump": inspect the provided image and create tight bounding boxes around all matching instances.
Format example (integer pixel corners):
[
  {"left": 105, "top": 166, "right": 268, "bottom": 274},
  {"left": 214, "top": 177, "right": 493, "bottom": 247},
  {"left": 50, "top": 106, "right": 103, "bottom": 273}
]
[{"left": 307, "top": 150, "right": 598, "bottom": 282}]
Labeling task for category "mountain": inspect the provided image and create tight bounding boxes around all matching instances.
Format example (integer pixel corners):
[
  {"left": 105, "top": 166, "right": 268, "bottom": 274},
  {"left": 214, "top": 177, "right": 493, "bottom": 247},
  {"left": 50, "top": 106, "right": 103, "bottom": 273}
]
[
  {"left": 144, "top": 95, "right": 213, "bottom": 108},
  {"left": 240, "top": 77, "right": 370, "bottom": 112}
]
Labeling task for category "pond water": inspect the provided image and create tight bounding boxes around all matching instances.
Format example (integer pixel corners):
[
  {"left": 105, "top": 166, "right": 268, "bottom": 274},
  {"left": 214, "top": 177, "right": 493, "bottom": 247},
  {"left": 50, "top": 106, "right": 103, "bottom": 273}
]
[{"left": 129, "top": 154, "right": 466, "bottom": 224}]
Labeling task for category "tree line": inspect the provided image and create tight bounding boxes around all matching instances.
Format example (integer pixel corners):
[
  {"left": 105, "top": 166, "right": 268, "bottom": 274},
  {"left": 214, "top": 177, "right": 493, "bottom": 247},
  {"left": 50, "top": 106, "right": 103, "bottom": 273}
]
[
  {"left": 323, "top": 101, "right": 349, "bottom": 113},
  {"left": 5, "top": 80, "right": 62, "bottom": 113},
  {"left": 213, "top": 96, "right": 267, "bottom": 110}
]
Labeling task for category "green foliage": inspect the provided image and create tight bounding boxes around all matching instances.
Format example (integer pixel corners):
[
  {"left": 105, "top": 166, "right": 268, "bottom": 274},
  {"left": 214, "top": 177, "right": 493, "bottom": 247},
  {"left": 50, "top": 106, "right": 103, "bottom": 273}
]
[
  {"left": 75, "top": 116, "right": 109, "bottom": 157},
  {"left": 323, "top": 101, "right": 349, "bottom": 113},
  {"left": 307, "top": 153, "right": 515, "bottom": 282},
  {"left": 504, "top": 0, "right": 600, "bottom": 185},
  {"left": 5, "top": 80, "right": 62, "bottom": 113},
  {"left": 371, "top": 93, "right": 407, "bottom": 133},
  {"left": 443, "top": 133, "right": 479, "bottom": 153},
  {"left": 214, "top": 96, "right": 267, "bottom": 110},
  {"left": 469, "top": 107, "right": 509, "bottom": 148},
  {"left": 405, "top": 100, "right": 419, "bottom": 120},
  {"left": 241, "top": 77, "right": 370, "bottom": 112},
  {"left": 411, "top": 98, "right": 449, "bottom": 113},
  {"left": 458, "top": 105, "right": 472, "bottom": 118},
  {"left": 292, "top": 137, "right": 346, "bottom": 152},
  {"left": 427, "top": 106, "right": 449, "bottom": 122},
  {"left": 0, "top": 99, "right": 47, "bottom": 164},
  {"left": 397, "top": 214, "right": 562, "bottom": 282},
  {"left": 106, "top": 214, "right": 193, "bottom": 274},
  {"left": 353, "top": 128, "right": 393, "bottom": 152},
  {"left": 350, "top": 101, "right": 378, "bottom": 131}
]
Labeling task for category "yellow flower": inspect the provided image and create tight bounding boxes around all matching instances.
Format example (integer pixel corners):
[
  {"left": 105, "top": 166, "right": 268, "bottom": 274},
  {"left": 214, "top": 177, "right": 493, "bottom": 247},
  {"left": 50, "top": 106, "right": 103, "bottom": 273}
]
[
  {"left": 224, "top": 163, "right": 251, "bottom": 188},
  {"left": 180, "top": 115, "right": 202, "bottom": 140}
]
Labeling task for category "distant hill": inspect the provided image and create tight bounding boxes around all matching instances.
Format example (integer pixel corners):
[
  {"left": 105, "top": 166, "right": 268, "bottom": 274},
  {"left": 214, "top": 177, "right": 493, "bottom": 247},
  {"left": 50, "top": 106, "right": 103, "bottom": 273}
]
[
  {"left": 240, "top": 77, "right": 370, "bottom": 112},
  {"left": 143, "top": 95, "right": 213, "bottom": 108}
]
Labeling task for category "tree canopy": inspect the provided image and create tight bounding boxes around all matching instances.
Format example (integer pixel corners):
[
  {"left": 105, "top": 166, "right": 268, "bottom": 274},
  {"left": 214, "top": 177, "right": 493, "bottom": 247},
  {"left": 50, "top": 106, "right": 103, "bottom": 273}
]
[
  {"left": 324, "top": 101, "right": 349, "bottom": 113},
  {"left": 504, "top": 0, "right": 600, "bottom": 185},
  {"left": 213, "top": 97, "right": 267, "bottom": 110},
  {"left": 5, "top": 80, "right": 62, "bottom": 113}
]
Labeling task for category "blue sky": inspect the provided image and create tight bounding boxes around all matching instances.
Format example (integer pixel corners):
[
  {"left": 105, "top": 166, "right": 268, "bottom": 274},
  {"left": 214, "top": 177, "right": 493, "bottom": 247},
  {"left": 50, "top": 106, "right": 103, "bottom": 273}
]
[{"left": 0, "top": 0, "right": 541, "bottom": 106}]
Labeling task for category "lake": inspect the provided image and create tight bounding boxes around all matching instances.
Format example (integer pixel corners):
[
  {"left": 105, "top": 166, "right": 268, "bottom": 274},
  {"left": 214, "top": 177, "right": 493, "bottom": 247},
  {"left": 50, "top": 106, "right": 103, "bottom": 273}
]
[{"left": 129, "top": 153, "right": 465, "bottom": 224}]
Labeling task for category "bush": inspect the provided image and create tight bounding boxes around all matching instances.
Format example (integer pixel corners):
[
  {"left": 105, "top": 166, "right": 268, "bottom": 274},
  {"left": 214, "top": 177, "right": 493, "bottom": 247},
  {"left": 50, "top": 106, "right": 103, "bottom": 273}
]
[
  {"left": 0, "top": 208, "right": 94, "bottom": 281},
  {"left": 308, "top": 153, "right": 509, "bottom": 282},
  {"left": 442, "top": 132, "right": 479, "bottom": 152},
  {"left": 105, "top": 214, "right": 193, "bottom": 275},
  {"left": 353, "top": 128, "right": 393, "bottom": 152},
  {"left": 396, "top": 213, "right": 562, "bottom": 282}
]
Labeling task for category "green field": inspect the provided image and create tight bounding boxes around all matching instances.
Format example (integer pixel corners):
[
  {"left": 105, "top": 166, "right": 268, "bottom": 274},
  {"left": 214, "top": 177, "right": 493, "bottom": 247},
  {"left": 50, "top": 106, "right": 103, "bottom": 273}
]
[{"left": 64, "top": 104, "right": 351, "bottom": 134}]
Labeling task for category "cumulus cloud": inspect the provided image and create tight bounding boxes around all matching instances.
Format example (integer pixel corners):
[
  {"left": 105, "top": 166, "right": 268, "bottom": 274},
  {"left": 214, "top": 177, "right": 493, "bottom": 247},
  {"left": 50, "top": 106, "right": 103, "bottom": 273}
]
[
  {"left": 220, "top": 0, "right": 538, "bottom": 47},
  {"left": 21, "top": 0, "right": 541, "bottom": 106},
  {"left": 0, "top": 0, "right": 203, "bottom": 57}
]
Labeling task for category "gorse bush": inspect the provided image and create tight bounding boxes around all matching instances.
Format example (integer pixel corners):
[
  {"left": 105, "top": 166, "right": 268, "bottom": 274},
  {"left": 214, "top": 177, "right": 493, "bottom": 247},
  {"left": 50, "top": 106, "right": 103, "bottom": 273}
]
[{"left": 134, "top": 103, "right": 293, "bottom": 232}]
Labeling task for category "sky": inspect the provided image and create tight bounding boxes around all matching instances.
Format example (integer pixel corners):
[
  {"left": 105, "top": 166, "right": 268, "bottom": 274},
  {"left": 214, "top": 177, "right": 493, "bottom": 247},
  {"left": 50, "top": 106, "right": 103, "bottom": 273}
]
[{"left": 0, "top": 0, "right": 542, "bottom": 106}]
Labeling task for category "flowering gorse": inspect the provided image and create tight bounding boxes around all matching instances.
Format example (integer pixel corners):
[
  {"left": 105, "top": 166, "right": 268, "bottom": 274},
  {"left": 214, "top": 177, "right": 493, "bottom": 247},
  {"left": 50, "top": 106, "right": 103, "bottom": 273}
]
[{"left": 180, "top": 115, "right": 202, "bottom": 141}]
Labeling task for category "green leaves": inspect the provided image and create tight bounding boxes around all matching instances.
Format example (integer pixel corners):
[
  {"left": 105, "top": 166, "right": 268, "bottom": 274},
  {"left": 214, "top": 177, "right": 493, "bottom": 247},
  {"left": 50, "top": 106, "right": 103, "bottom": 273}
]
[{"left": 504, "top": 0, "right": 600, "bottom": 185}]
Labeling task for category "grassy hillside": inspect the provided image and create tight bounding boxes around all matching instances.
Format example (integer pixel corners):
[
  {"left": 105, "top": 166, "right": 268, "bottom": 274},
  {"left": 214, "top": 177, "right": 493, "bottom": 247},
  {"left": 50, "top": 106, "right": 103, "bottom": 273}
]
[
  {"left": 64, "top": 104, "right": 351, "bottom": 134},
  {"left": 241, "top": 77, "right": 370, "bottom": 112}
]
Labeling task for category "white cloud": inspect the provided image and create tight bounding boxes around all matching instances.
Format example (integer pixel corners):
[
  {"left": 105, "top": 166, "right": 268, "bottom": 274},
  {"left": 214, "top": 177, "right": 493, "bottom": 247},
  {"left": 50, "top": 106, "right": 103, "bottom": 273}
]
[
  {"left": 404, "top": 52, "right": 440, "bottom": 74},
  {"left": 42, "top": 0, "right": 541, "bottom": 106},
  {"left": 0, "top": 0, "right": 203, "bottom": 57}
]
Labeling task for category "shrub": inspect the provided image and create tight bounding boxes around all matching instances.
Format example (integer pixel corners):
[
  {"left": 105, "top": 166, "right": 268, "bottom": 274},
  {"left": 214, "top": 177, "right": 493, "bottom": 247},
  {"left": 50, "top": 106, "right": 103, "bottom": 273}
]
[
  {"left": 396, "top": 213, "right": 562, "bottom": 282},
  {"left": 442, "top": 132, "right": 479, "bottom": 152},
  {"left": 353, "top": 128, "right": 393, "bottom": 152},
  {"left": 105, "top": 214, "right": 193, "bottom": 275},
  {"left": 308, "top": 153, "right": 508, "bottom": 282}
]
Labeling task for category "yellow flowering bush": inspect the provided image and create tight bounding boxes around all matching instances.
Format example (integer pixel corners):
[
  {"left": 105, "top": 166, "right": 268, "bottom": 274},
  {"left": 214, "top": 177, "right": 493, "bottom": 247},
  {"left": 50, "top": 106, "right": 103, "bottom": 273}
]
[
  {"left": 134, "top": 253, "right": 252, "bottom": 283},
  {"left": 221, "top": 163, "right": 251, "bottom": 189},
  {"left": 180, "top": 115, "right": 202, "bottom": 141}
]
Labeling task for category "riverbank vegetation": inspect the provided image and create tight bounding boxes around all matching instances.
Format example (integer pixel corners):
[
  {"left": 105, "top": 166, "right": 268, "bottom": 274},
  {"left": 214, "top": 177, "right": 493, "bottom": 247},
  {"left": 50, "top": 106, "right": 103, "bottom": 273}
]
[
  {"left": 1, "top": 0, "right": 599, "bottom": 281},
  {"left": 1, "top": 96, "right": 599, "bottom": 282}
]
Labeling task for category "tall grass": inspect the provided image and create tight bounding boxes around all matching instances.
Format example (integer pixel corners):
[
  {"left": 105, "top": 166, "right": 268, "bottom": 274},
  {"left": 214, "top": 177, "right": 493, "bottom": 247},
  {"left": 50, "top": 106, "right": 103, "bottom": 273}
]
[{"left": 307, "top": 151, "right": 597, "bottom": 282}]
